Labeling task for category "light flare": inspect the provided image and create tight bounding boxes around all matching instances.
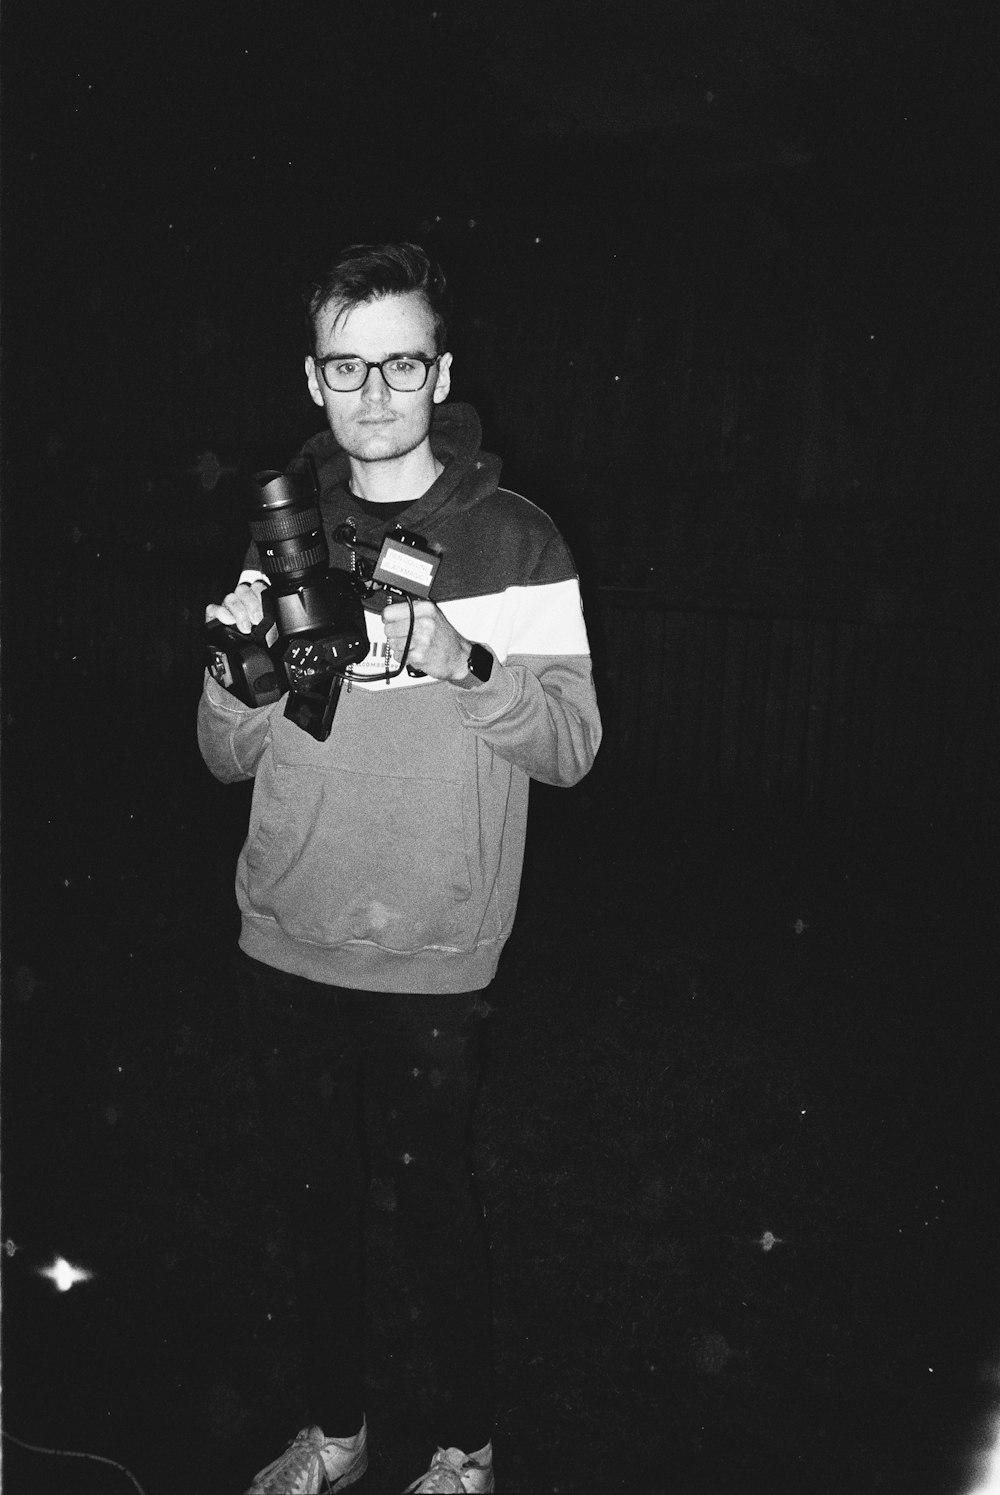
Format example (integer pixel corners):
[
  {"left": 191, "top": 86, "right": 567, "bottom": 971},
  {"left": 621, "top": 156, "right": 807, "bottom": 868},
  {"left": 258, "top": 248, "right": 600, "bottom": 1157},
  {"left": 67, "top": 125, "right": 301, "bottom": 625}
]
[
  {"left": 38, "top": 1256, "right": 93, "bottom": 1292},
  {"left": 967, "top": 1409, "right": 1000, "bottom": 1493}
]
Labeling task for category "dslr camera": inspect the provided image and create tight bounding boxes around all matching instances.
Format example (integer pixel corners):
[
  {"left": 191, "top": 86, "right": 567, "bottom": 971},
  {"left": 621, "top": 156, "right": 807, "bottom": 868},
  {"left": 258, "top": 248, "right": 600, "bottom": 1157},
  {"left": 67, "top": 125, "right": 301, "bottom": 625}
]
[{"left": 206, "top": 459, "right": 440, "bottom": 741}]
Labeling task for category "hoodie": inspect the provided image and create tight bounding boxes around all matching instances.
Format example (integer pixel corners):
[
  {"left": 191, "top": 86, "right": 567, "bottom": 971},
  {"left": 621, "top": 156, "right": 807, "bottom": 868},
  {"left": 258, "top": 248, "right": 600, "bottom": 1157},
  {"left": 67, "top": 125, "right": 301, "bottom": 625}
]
[{"left": 197, "top": 402, "right": 602, "bottom": 993}]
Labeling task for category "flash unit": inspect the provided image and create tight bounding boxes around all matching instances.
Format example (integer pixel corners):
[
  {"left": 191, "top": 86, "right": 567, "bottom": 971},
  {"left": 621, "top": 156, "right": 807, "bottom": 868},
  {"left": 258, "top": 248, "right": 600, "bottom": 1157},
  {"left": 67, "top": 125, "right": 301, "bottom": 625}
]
[{"left": 372, "top": 533, "right": 440, "bottom": 598}]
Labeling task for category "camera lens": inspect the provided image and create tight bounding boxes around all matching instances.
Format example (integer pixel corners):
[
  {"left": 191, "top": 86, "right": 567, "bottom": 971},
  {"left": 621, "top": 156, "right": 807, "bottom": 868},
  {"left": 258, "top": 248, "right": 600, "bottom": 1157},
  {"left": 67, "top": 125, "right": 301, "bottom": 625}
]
[{"left": 247, "top": 469, "right": 329, "bottom": 584}]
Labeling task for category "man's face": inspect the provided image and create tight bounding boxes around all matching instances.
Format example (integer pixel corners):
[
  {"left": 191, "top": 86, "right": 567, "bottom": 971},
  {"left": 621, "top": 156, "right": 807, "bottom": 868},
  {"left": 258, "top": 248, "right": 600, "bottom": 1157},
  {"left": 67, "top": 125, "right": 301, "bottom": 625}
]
[{"left": 305, "top": 291, "right": 452, "bottom": 463}]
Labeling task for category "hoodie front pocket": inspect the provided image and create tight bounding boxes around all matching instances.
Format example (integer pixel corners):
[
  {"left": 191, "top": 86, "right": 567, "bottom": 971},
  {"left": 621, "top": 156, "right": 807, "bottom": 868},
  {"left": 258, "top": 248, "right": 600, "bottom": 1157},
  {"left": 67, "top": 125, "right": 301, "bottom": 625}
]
[{"left": 244, "top": 764, "right": 476, "bottom": 952}]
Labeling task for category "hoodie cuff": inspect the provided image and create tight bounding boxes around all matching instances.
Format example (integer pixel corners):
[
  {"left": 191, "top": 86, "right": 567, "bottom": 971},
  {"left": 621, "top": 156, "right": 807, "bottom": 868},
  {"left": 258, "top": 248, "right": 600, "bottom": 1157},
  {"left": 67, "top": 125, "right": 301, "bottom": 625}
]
[{"left": 451, "top": 662, "right": 518, "bottom": 722}]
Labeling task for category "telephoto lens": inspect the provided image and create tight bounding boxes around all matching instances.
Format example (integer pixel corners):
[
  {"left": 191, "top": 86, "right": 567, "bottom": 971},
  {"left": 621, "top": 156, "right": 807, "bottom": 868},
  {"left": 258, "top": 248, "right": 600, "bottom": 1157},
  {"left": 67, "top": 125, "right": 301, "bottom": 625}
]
[
  {"left": 247, "top": 463, "right": 335, "bottom": 635},
  {"left": 247, "top": 461, "right": 369, "bottom": 738}
]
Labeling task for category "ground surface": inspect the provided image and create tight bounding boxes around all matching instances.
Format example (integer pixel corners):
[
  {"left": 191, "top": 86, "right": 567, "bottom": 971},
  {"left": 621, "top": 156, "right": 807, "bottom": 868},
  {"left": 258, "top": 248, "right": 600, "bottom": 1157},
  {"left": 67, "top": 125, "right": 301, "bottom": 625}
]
[{"left": 2, "top": 701, "right": 998, "bottom": 1494}]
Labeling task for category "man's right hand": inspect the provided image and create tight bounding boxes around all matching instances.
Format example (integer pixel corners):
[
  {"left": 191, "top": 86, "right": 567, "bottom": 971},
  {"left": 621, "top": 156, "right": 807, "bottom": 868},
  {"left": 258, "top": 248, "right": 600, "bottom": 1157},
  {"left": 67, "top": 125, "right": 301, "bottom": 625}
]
[{"left": 205, "top": 571, "right": 269, "bottom": 634}]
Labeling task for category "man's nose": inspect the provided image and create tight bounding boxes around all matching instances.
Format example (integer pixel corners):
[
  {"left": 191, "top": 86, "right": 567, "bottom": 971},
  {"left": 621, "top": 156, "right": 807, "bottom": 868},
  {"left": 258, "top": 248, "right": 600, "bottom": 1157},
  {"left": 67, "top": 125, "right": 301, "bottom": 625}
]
[{"left": 360, "top": 365, "right": 391, "bottom": 402}]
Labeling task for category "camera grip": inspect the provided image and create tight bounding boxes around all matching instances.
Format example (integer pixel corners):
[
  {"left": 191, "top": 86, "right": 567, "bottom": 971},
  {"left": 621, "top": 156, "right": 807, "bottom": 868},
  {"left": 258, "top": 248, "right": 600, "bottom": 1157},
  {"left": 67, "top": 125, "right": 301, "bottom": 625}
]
[{"left": 205, "top": 617, "right": 284, "bottom": 707}]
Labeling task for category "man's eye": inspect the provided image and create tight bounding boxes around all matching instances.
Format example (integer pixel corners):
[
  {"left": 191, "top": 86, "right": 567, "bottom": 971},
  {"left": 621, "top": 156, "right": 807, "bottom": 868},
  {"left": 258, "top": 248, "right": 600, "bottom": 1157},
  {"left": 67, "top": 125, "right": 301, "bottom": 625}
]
[
  {"left": 388, "top": 359, "right": 418, "bottom": 375},
  {"left": 334, "top": 360, "right": 361, "bottom": 375}
]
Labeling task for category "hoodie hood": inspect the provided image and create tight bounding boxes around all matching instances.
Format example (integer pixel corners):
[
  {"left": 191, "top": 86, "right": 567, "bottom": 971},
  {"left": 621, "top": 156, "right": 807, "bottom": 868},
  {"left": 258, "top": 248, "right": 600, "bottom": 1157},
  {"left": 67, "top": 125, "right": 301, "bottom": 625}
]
[{"left": 297, "top": 401, "right": 503, "bottom": 531}]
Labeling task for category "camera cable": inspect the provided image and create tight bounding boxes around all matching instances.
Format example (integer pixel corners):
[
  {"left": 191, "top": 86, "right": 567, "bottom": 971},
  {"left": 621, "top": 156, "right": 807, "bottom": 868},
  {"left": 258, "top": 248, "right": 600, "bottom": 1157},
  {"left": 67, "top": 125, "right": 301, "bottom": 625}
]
[{"left": 2, "top": 1429, "right": 148, "bottom": 1493}]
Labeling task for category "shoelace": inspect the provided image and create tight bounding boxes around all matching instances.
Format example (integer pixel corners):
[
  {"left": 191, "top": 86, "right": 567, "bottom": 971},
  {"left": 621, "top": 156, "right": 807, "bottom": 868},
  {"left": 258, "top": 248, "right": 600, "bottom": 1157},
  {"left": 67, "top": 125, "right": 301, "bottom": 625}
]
[
  {"left": 404, "top": 1451, "right": 483, "bottom": 1494},
  {"left": 250, "top": 1428, "right": 326, "bottom": 1494}
]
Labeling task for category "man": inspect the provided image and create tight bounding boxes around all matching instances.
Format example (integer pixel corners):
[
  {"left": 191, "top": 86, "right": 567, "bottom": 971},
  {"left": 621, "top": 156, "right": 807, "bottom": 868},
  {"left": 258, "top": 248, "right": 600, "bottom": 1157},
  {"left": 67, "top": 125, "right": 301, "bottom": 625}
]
[{"left": 198, "top": 242, "right": 601, "bottom": 1494}]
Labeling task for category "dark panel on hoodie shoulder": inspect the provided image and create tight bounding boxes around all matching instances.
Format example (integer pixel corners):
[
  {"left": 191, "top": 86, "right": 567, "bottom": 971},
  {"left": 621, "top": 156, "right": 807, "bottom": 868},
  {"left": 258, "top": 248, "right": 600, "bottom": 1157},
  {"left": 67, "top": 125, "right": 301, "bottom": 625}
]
[{"left": 294, "top": 403, "right": 579, "bottom": 604}]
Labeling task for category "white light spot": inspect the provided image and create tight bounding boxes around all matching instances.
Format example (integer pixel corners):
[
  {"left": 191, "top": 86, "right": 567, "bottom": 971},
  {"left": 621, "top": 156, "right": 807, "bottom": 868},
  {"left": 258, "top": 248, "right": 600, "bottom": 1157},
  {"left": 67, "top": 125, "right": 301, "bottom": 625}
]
[
  {"left": 39, "top": 1256, "right": 93, "bottom": 1292},
  {"left": 966, "top": 1395, "right": 1000, "bottom": 1491},
  {"left": 793, "top": 918, "right": 808, "bottom": 934},
  {"left": 759, "top": 1230, "right": 783, "bottom": 1252}
]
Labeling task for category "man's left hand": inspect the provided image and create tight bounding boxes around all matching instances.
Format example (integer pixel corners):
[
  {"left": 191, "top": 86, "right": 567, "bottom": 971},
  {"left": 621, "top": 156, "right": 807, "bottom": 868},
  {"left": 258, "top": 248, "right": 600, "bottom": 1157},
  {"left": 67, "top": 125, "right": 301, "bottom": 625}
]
[{"left": 382, "top": 600, "right": 470, "bottom": 682}]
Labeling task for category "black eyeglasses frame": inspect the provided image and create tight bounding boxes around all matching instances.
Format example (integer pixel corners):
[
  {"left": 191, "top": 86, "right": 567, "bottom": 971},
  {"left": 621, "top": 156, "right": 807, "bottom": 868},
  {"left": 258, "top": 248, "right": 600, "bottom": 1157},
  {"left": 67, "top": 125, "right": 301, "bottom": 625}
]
[{"left": 314, "top": 353, "right": 442, "bottom": 394}]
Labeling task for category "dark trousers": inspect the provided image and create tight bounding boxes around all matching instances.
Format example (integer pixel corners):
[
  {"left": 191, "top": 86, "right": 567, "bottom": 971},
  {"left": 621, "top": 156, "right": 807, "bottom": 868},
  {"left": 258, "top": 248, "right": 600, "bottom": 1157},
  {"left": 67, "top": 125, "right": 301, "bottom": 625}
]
[{"left": 235, "top": 951, "right": 495, "bottom": 1453}]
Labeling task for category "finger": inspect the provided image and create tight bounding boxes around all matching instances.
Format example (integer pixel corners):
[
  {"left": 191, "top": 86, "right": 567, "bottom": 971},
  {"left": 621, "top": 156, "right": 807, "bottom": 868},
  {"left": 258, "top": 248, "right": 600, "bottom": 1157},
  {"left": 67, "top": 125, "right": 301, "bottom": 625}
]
[
  {"left": 212, "top": 586, "right": 262, "bottom": 634},
  {"left": 205, "top": 602, "right": 237, "bottom": 626},
  {"left": 222, "top": 596, "right": 252, "bottom": 633},
  {"left": 385, "top": 621, "right": 431, "bottom": 656},
  {"left": 382, "top": 599, "right": 436, "bottom": 622},
  {"left": 237, "top": 583, "right": 267, "bottom": 625}
]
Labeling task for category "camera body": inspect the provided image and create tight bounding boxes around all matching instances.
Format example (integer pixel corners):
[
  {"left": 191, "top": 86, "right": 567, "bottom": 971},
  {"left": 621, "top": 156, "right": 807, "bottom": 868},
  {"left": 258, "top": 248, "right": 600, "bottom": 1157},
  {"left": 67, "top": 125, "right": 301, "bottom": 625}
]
[{"left": 206, "top": 461, "right": 439, "bottom": 741}]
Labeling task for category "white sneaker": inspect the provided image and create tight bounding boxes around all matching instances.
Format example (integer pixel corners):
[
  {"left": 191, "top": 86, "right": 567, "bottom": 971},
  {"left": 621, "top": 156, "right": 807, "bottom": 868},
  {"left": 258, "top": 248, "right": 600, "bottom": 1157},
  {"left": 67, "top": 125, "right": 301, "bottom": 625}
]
[
  {"left": 403, "top": 1441, "right": 494, "bottom": 1493},
  {"left": 244, "top": 1420, "right": 368, "bottom": 1493}
]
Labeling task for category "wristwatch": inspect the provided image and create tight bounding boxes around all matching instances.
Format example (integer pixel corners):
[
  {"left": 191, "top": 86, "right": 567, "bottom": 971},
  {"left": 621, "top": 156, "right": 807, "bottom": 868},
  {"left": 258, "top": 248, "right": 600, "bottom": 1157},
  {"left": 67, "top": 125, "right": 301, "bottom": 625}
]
[{"left": 456, "top": 642, "right": 494, "bottom": 687}]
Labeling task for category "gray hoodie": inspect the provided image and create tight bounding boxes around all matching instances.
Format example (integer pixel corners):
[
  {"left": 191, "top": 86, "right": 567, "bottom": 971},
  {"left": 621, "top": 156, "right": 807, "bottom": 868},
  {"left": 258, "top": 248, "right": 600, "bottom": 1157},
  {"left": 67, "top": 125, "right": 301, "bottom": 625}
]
[{"left": 197, "top": 403, "right": 601, "bottom": 993}]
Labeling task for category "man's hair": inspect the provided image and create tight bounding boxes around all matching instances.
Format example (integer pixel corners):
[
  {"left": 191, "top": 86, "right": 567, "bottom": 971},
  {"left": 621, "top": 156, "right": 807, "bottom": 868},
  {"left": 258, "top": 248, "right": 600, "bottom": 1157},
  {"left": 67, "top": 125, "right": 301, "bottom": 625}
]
[{"left": 304, "top": 242, "right": 451, "bottom": 355}]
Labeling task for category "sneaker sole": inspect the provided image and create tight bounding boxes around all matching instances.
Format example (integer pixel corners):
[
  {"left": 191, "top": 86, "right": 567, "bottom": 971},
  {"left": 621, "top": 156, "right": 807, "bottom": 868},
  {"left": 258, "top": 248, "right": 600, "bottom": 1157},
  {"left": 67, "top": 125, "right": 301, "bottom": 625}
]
[{"left": 248, "top": 1447, "right": 368, "bottom": 1495}]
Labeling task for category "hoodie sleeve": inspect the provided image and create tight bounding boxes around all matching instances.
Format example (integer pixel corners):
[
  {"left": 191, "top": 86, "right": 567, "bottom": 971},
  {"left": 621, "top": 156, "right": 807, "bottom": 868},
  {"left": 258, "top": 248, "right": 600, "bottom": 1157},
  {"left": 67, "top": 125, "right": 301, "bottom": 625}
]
[
  {"left": 449, "top": 536, "right": 602, "bottom": 787},
  {"left": 197, "top": 672, "right": 279, "bottom": 783}
]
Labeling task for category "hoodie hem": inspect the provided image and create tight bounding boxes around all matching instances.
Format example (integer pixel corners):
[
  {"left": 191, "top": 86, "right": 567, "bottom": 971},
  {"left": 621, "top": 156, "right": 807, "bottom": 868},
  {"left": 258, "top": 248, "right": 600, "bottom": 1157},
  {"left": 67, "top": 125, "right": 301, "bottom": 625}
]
[{"left": 239, "top": 918, "right": 502, "bottom": 994}]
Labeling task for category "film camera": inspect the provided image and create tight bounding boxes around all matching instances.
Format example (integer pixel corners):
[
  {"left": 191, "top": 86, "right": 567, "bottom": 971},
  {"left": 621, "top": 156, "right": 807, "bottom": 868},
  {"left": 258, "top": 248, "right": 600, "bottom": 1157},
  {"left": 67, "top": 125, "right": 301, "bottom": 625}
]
[{"left": 206, "top": 459, "right": 440, "bottom": 741}]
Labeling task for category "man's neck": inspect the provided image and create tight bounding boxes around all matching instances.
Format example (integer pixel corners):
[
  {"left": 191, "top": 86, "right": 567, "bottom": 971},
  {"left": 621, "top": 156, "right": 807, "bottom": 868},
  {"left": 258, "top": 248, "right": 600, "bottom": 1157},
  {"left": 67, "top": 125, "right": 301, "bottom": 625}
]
[{"left": 346, "top": 445, "right": 443, "bottom": 505}]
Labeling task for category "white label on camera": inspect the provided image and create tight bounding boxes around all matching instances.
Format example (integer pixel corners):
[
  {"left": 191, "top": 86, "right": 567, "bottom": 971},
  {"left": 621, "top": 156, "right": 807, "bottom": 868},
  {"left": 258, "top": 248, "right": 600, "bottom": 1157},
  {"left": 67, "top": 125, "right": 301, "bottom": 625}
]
[{"left": 379, "top": 547, "right": 434, "bottom": 587}]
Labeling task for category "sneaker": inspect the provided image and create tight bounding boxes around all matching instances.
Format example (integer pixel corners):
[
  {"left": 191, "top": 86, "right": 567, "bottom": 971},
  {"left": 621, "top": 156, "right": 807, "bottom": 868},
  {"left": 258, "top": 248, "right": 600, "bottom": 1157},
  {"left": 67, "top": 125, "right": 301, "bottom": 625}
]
[
  {"left": 245, "top": 1420, "right": 368, "bottom": 1493},
  {"left": 403, "top": 1441, "right": 494, "bottom": 1494}
]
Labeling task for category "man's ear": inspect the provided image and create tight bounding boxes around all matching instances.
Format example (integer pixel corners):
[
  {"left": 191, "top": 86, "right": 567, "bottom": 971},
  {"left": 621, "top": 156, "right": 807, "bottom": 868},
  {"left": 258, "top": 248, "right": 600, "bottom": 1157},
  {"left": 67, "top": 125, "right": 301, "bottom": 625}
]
[
  {"left": 305, "top": 356, "right": 325, "bottom": 408},
  {"left": 432, "top": 352, "right": 453, "bottom": 404}
]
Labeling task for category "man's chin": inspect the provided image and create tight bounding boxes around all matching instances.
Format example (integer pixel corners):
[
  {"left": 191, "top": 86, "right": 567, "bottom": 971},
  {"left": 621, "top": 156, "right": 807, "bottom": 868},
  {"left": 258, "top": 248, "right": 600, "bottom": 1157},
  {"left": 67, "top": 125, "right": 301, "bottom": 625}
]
[{"left": 341, "top": 426, "right": 426, "bottom": 463}]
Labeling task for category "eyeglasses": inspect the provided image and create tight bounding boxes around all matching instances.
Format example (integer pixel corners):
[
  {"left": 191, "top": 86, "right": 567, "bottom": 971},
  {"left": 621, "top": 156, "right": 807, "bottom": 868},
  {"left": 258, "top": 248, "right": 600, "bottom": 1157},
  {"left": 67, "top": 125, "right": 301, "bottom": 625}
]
[{"left": 314, "top": 353, "right": 441, "bottom": 393}]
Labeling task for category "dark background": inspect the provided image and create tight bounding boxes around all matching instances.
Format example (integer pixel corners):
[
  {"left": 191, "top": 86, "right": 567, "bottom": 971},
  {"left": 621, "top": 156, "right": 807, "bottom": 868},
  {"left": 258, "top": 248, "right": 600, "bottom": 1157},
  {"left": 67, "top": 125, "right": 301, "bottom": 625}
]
[
  {"left": 2, "top": 3, "right": 999, "bottom": 1492},
  {"left": 3, "top": 0, "right": 998, "bottom": 615}
]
